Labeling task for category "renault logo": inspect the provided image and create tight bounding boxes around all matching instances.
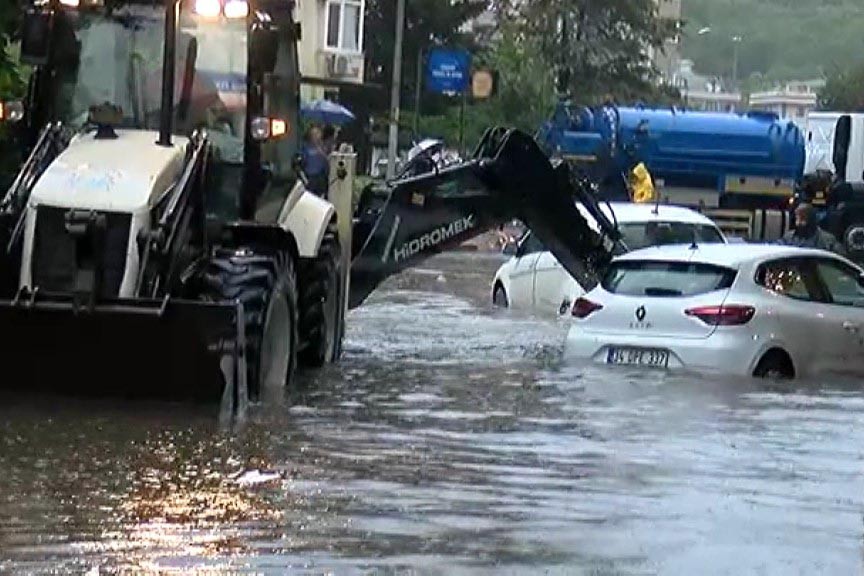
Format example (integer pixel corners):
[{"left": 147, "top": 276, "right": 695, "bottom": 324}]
[{"left": 635, "top": 306, "right": 646, "bottom": 321}]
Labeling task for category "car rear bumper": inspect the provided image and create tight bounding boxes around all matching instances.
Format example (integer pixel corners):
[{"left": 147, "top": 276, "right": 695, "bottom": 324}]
[{"left": 565, "top": 326, "right": 758, "bottom": 376}]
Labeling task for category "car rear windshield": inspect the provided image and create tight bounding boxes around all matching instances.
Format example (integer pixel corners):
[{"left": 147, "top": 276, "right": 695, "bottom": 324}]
[
  {"left": 618, "top": 222, "right": 724, "bottom": 250},
  {"left": 602, "top": 261, "right": 737, "bottom": 297}
]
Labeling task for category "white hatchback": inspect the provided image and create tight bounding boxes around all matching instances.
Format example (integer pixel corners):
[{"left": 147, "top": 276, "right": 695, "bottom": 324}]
[
  {"left": 566, "top": 243, "right": 864, "bottom": 379},
  {"left": 492, "top": 203, "right": 727, "bottom": 315}
]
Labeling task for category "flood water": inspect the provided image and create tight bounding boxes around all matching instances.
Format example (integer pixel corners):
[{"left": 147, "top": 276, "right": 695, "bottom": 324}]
[{"left": 1, "top": 252, "right": 863, "bottom": 575}]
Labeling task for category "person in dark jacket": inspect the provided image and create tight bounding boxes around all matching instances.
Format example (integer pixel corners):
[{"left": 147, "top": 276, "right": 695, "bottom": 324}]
[{"left": 778, "top": 203, "right": 845, "bottom": 254}]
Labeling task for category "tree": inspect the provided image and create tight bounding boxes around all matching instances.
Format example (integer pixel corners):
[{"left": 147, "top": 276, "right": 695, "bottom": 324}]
[
  {"left": 682, "top": 0, "right": 864, "bottom": 84},
  {"left": 363, "top": 0, "right": 486, "bottom": 114},
  {"left": 513, "top": 0, "right": 677, "bottom": 104},
  {"left": 819, "top": 63, "right": 864, "bottom": 111},
  {"left": 418, "top": 19, "right": 557, "bottom": 147},
  {"left": 0, "top": 0, "right": 22, "bottom": 99}
]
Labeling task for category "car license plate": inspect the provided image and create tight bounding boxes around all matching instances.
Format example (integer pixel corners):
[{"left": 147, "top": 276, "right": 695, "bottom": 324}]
[{"left": 606, "top": 347, "right": 669, "bottom": 368}]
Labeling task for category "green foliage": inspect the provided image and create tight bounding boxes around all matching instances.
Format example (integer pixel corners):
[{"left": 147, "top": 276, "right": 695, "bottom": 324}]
[
  {"left": 0, "top": 0, "right": 22, "bottom": 99},
  {"left": 819, "top": 63, "right": 864, "bottom": 111},
  {"left": 405, "top": 20, "right": 556, "bottom": 151},
  {"left": 682, "top": 0, "right": 864, "bottom": 82},
  {"left": 393, "top": 2, "right": 678, "bottom": 149},
  {"left": 0, "top": 1, "right": 23, "bottom": 189},
  {"left": 364, "top": 0, "right": 486, "bottom": 99},
  {"left": 515, "top": 0, "right": 677, "bottom": 104}
]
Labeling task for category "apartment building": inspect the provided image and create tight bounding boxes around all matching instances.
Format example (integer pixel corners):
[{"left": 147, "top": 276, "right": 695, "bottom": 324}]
[
  {"left": 294, "top": 0, "right": 366, "bottom": 100},
  {"left": 748, "top": 81, "right": 823, "bottom": 128}
]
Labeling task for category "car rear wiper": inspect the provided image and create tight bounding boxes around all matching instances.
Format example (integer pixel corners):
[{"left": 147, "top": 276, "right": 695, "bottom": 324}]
[{"left": 644, "top": 287, "right": 682, "bottom": 296}]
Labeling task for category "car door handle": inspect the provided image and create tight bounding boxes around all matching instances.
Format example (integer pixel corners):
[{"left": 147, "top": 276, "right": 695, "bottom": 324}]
[{"left": 843, "top": 321, "right": 860, "bottom": 333}]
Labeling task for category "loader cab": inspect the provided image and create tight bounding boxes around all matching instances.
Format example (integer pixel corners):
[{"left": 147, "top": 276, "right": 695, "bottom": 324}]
[{"left": 20, "top": 0, "right": 302, "bottom": 222}]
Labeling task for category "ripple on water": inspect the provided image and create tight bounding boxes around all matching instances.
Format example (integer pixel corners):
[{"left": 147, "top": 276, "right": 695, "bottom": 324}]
[{"left": 1, "top": 253, "right": 863, "bottom": 574}]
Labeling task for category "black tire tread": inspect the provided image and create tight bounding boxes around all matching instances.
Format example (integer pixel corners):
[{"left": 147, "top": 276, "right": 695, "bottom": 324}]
[
  {"left": 199, "top": 248, "right": 298, "bottom": 397},
  {"left": 299, "top": 229, "right": 342, "bottom": 367}
]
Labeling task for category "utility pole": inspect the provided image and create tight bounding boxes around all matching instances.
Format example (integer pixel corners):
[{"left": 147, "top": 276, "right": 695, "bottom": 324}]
[
  {"left": 386, "top": 0, "right": 406, "bottom": 180},
  {"left": 413, "top": 45, "right": 423, "bottom": 137},
  {"left": 731, "top": 35, "right": 742, "bottom": 90}
]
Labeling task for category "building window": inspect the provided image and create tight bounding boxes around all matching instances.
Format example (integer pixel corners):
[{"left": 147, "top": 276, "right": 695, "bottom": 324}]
[{"left": 325, "top": 0, "right": 364, "bottom": 54}]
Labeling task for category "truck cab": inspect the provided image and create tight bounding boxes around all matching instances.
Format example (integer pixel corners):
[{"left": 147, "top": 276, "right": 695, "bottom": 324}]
[{"left": 800, "top": 112, "right": 864, "bottom": 259}]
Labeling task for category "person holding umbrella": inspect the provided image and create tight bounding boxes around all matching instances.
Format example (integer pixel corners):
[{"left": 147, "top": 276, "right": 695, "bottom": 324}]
[{"left": 302, "top": 126, "right": 329, "bottom": 197}]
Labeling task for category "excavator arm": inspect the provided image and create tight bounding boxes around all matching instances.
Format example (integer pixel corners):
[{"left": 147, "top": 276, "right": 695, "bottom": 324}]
[{"left": 350, "top": 128, "right": 625, "bottom": 309}]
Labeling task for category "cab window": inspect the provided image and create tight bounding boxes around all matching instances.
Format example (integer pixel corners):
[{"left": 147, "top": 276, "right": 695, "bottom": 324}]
[
  {"left": 254, "top": 28, "right": 301, "bottom": 222},
  {"left": 755, "top": 259, "right": 824, "bottom": 302},
  {"left": 815, "top": 259, "right": 864, "bottom": 307}
]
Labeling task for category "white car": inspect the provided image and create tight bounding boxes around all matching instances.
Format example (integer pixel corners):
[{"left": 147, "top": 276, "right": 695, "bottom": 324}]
[
  {"left": 566, "top": 243, "right": 864, "bottom": 380},
  {"left": 492, "top": 203, "right": 727, "bottom": 314}
]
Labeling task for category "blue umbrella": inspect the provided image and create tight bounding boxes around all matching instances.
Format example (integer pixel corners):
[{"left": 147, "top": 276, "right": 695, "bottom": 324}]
[{"left": 300, "top": 99, "right": 356, "bottom": 125}]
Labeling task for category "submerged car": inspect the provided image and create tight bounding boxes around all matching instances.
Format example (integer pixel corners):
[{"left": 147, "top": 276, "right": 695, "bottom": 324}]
[
  {"left": 565, "top": 243, "right": 864, "bottom": 379},
  {"left": 492, "top": 202, "right": 727, "bottom": 313}
]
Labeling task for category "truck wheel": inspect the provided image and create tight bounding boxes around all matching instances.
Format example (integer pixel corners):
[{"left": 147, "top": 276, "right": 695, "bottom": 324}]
[
  {"left": 844, "top": 223, "right": 864, "bottom": 257},
  {"left": 200, "top": 248, "right": 298, "bottom": 399},
  {"left": 299, "top": 231, "right": 343, "bottom": 367}
]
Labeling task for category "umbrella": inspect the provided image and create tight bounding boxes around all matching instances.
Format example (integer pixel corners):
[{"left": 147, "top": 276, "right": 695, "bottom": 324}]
[{"left": 300, "top": 99, "right": 356, "bottom": 125}]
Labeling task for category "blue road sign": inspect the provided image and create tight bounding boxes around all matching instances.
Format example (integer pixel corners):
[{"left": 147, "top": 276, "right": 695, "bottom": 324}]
[{"left": 426, "top": 48, "right": 471, "bottom": 94}]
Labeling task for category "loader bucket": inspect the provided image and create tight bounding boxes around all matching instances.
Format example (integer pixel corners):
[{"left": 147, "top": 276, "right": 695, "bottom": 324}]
[{"left": 0, "top": 293, "right": 247, "bottom": 415}]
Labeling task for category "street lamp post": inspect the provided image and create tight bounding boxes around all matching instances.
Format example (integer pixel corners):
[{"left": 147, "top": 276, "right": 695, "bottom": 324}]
[
  {"left": 731, "top": 35, "right": 742, "bottom": 90},
  {"left": 386, "top": 0, "right": 406, "bottom": 180},
  {"left": 696, "top": 27, "right": 743, "bottom": 90}
]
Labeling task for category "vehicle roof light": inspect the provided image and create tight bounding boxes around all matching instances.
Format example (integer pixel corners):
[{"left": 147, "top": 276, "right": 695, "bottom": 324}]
[
  {"left": 194, "top": 0, "right": 222, "bottom": 19},
  {"left": 224, "top": 0, "right": 249, "bottom": 19}
]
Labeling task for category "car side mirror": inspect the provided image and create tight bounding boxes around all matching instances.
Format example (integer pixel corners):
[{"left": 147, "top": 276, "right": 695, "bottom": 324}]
[
  {"left": 502, "top": 240, "right": 518, "bottom": 257},
  {"left": 20, "top": 9, "right": 55, "bottom": 66},
  {"left": 250, "top": 27, "right": 279, "bottom": 76},
  {"left": 857, "top": 272, "right": 864, "bottom": 289}
]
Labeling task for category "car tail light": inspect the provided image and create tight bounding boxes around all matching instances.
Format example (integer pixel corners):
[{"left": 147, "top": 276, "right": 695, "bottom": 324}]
[
  {"left": 572, "top": 297, "right": 603, "bottom": 319},
  {"left": 685, "top": 304, "right": 755, "bottom": 326}
]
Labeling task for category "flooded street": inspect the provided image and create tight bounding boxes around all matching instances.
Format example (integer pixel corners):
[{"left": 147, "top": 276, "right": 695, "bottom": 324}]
[{"left": 1, "top": 252, "right": 863, "bottom": 574}]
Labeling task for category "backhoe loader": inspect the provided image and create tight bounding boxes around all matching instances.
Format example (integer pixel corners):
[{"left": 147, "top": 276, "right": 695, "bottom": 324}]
[{"left": 0, "top": 0, "right": 622, "bottom": 416}]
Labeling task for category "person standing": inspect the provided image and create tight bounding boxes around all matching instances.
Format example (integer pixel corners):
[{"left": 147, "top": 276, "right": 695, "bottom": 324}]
[
  {"left": 322, "top": 125, "right": 338, "bottom": 156},
  {"left": 301, "top": 126, "right": 329, "bottom": 197},
  {"left": 778, "top": 203, "right": 845, "bottom": 254}
]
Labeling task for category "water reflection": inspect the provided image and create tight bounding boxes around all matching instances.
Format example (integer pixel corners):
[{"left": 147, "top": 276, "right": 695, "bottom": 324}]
[{"left": 1, "top": 253, "right": 863, "bottom": 574}]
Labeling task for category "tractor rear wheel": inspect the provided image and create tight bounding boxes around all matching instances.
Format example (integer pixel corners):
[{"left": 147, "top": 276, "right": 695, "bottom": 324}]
[
  {"left": 200, "top": 248, "right": 298, "bottom": 398},
  {"left": 299, "top": 231, "right": 344, "bottom": 367}
]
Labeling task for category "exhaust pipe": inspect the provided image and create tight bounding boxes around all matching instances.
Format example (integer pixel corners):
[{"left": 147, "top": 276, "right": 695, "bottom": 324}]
[{"left": 157, "top": 0, "right": 178, "bottom": 147}]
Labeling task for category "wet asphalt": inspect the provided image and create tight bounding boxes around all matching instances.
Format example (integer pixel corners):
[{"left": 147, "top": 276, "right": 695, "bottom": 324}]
[{"left": 1, "top": 251, "right": 863, "bottom": 575}]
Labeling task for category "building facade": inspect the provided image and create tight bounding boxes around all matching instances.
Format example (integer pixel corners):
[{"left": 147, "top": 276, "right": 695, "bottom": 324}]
[
  {"left": 748, "top": 81, "right": 823, "bottom": 128},
  {"left": 294, "top": 0, "right": 367, "bottom": 100}
]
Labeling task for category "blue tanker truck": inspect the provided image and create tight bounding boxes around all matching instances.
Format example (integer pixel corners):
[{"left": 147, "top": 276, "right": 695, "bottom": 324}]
[{"left": 537, "top": 102, "right": 807, "bottom": 240}]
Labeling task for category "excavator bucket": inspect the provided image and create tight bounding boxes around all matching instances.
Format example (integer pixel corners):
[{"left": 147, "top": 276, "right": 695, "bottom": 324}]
[{"left": 0, "top": 293, "right": 247, "bottom": 415}]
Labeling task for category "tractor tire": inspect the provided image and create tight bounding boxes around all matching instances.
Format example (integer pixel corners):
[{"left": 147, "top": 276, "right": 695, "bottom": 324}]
[
  {"left": 299, "top": 231, "right": 344, "bottom": 367},
  {"left": 200, "top": 247, "right": 298, "bottom": 398}
]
